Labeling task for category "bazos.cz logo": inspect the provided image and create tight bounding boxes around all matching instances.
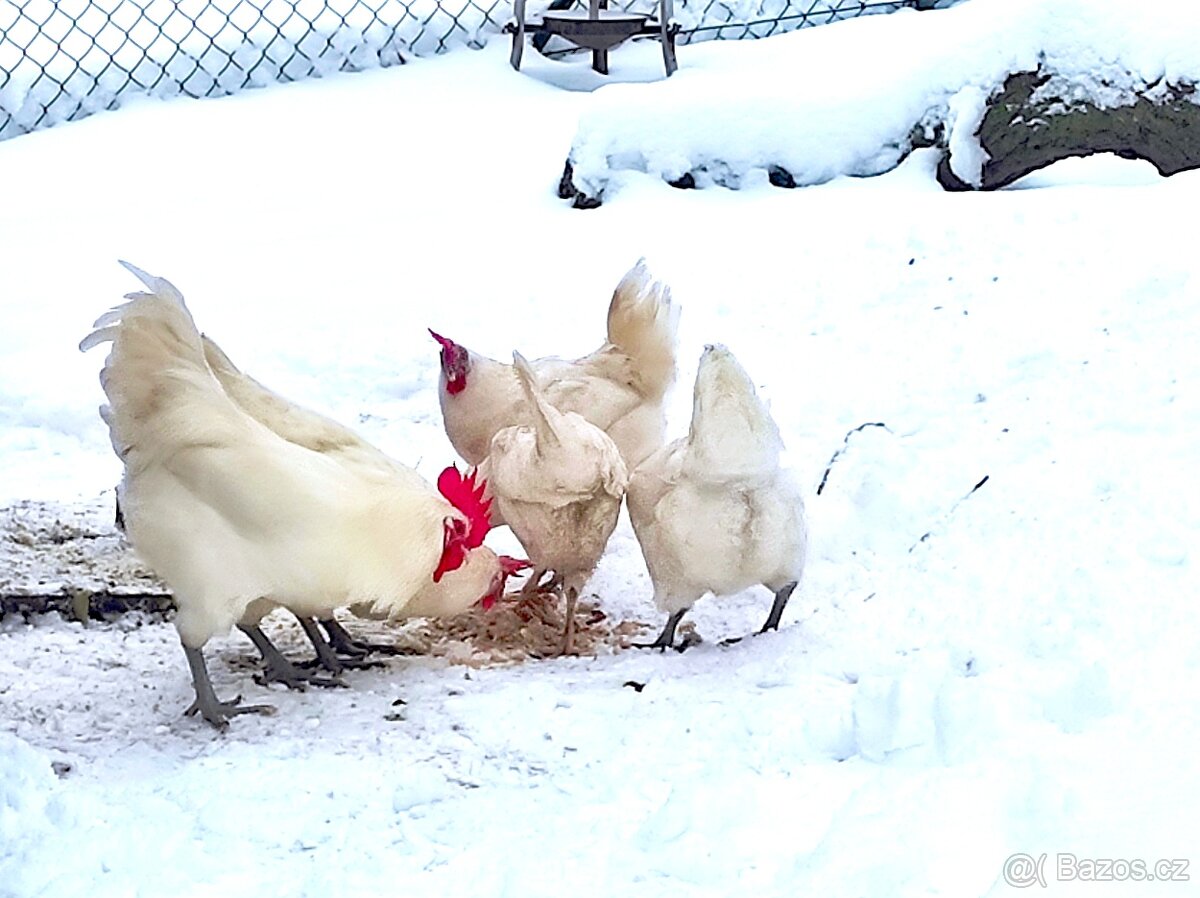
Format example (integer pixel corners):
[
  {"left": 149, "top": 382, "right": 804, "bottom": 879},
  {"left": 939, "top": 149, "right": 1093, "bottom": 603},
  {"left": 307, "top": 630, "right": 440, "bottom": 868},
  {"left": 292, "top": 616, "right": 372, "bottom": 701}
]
[{"left": 1003, "top": 853, "right": 1190, "bottom": 888}]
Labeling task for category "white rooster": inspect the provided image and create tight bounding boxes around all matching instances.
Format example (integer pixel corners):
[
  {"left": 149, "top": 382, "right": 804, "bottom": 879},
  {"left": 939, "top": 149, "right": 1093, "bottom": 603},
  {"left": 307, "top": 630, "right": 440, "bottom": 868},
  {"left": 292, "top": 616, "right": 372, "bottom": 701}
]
[
  {"left": 431, "top": 260, "right": 679, "bottom": 472},
  {"left": 627, "top": 345, "right": 807, "bottom": 650},
  {"left": 486, "top": 352, "right": 629, "bottom": 654},
  {"left": 81, "top": 263, "right": 502, "bottom": 728}
]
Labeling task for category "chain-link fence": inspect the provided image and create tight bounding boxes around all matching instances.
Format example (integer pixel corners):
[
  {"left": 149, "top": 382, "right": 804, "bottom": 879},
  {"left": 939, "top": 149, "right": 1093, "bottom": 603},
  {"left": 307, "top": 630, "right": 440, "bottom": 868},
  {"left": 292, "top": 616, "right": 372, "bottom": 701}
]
[{"left": 0, "top": 0, "right": 945, "bottom": 142}]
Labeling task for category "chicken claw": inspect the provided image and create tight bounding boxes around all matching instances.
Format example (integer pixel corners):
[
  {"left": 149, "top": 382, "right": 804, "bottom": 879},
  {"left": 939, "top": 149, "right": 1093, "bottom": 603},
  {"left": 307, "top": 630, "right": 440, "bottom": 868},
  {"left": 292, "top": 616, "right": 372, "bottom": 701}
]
[
  {"left": 254, "top": 663, "right": 345, "bottom": 691},
  {"left": 520, "top": 569, "right": 561, "bottom": 598},
  {"left": 238, "top": 624, "right": 347, "bottom": 689},
  {"left": 634, "top": 609, "right": 688, "bottom": 652},
  {"left": 182, "top": 645, "right": 275, "bottom": 730},
  {"left": 184, "top": 695, "right": 276, "bottom": 730},
  {"left": 296, "top": 618, "right": 386, "bottom": 675}
]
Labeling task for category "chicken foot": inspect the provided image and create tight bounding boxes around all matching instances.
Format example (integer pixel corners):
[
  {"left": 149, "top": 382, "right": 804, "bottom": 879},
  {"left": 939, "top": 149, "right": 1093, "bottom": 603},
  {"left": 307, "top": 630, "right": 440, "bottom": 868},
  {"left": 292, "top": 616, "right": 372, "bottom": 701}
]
[
  {"left": 521, "top": 568, "right": 562, "bottom": 597},
  {"left": 238, "top": 624, "right": 346, "bottom": 690},
  {"left": 318, "top": 618, "right": 407, "bottom": 659},
  {"left": 182, "top": 644, "right": 275, "bottom": 730},
  {"left": 722, "top": 581, "right": 800, "bottom": 645},
  {"left": 635, "top": 608, "right": 688, "bottom": 652},
  {"left": 758, "top": 581, "right": 797, "bottom": 633},
  {"left": 295, "top": 617, "right": 385, "bottom": 675}
]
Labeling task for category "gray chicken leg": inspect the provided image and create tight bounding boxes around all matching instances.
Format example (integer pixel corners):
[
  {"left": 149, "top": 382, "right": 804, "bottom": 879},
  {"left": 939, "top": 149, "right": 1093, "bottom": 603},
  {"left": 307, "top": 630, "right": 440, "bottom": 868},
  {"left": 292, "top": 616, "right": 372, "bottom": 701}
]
[
  {"left": 238, "top": 624, "right": 345, "bottom": 689},
  {"left": 296, "top": 617, "right": 384, "bottom": 675},
  {"left": 182, "top": 644, "right": 275, "bottom": 730},
  {"left": 759, "top": 581, "right": 797, "bottom": 633},
  {"left": 318, "top": 617, "right": 406, "bottom": 658},
  {"left": 724, "top": 581, "right": 801, "bottom": 646}
]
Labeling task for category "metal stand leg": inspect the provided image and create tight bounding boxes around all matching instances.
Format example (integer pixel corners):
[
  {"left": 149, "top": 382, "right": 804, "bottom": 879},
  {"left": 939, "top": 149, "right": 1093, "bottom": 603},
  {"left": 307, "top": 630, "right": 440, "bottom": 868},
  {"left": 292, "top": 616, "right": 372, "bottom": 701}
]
[
  {"left": 509, "top": 0, "right": 527, "bottom": 69},
  {"left": 662, "top": 28, "right": 677, "bottom": 75},
  {"left": 588, "top": 0, "right": 608, "bottom": 73},
  {"left": 660, "top": 0, "right": 677, "bottom": 75}
]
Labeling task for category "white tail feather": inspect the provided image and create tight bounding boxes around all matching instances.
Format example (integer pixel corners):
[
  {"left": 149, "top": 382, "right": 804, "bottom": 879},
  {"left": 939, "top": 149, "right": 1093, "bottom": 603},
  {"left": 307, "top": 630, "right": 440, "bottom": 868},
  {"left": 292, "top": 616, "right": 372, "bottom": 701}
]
[
  {"left": 606, "top": 259, "right": 679, "bottom": 402},
  {"left": 512, "top": 350, "right": 562, "bottom": 449},
  {"left": 79, "top": 263, "right": 230, "bottom": 464}
]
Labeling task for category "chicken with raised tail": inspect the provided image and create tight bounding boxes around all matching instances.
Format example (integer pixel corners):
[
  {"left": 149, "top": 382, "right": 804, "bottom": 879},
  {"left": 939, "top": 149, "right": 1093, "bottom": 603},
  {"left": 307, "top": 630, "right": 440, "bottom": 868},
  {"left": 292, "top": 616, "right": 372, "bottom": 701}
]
[
  {"left": 485, "top": 352, "right": 629, "bottom": 654},
  {"left": 81, "top": 263, "right": 508, "bottom": 728},
  {"left": 201, "top": 334, "right": 529, "bottom": 669},
  {"left": 627, "top": 345, "right": 807, "bottom": 651},
  {"left": 431, "top": 259, "right": 679, "bottom": 473}
]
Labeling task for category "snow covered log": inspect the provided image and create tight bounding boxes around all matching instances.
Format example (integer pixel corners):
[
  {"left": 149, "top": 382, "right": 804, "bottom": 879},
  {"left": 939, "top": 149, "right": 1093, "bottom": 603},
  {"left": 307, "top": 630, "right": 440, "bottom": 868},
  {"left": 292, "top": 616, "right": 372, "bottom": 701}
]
[
  {"left": 937, "top": 70, "right": 1200, "bottom": 191},
  {"left": 554, "top": 1, "right": 1006, "bottom": 209}
]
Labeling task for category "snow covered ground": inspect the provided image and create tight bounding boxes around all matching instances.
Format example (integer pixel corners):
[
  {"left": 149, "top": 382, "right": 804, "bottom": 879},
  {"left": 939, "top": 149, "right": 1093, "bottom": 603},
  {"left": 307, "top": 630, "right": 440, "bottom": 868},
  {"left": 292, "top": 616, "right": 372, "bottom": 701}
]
[{"left": 3, "top": 4, "right": 1200, "bottom": 896}]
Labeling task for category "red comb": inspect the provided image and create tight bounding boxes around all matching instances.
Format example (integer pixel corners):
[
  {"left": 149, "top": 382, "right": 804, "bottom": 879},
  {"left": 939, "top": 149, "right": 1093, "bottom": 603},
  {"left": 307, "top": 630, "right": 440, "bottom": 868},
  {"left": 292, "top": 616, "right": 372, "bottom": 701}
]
[
  {"left": 437, "top": 465, "right": 492, "bottom": 548},
  {"left": 429, "top": 329, "right": 455, "bottom": 351}
]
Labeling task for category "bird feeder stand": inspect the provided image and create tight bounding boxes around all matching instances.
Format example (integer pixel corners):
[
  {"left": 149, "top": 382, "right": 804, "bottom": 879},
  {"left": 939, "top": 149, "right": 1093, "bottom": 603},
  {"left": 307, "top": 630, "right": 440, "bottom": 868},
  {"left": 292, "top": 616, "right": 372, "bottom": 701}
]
[{"left": 507, "top": 0, "right": 678, "bottom": 77}]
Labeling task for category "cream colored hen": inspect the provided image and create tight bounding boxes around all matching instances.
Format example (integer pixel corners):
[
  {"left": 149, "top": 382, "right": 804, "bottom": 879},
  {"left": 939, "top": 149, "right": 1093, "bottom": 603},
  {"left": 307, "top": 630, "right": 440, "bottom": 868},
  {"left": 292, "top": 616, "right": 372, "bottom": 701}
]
[
  {"left": 81, "top": 263, "right": 498, "bottom": 728},
  {"left": 486, "top": 352, "right": 629, "bottom": 654},
  {"left": 627, "top": 345, "right": 807, "bottom": 650},
  {"left": 201, "top": 335, "right": 528, "bottom": 670},
  {"left": 431, "top": 260, "right": 678, "bottom": 473}
]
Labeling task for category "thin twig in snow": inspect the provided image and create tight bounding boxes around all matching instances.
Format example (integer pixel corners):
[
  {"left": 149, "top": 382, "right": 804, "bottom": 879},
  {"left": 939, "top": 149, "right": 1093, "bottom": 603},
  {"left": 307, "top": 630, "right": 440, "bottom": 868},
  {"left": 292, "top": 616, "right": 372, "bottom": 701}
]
[
  {"left": 816, "top": 422, "right": 891, "bottom": 496},
  {"left": 909, "top": 474, "right": 990, "bottom": 552}
]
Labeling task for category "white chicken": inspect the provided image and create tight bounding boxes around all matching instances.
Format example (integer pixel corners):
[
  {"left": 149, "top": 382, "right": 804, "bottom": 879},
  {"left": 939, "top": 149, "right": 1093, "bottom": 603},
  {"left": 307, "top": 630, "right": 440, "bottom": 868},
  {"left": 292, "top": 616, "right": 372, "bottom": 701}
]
[
  {"left": 627, "top": 345, "right": 807, "bottom": 650},
  {"left": 431, "top": 260, "right": 679, "bottom": 473},
  {"left": 201, "top": 334, "right": 528, "bottom": 669},
  {"left": 81, "top": 263, "right": 502, "bottom": 728},
  {"left": 486, "top": 352, "right": 628, "bottom": 654}
]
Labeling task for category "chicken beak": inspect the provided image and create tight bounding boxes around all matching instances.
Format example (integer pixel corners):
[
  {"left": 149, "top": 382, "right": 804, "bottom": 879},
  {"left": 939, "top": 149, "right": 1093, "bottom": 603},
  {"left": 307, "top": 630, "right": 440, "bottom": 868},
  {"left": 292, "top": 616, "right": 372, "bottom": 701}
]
[
  {"left": 499, "top": 555, "right": 532, "bottom": 576},
  {"left": 480, "top": 557, "right": 531, "bottom": 610}
]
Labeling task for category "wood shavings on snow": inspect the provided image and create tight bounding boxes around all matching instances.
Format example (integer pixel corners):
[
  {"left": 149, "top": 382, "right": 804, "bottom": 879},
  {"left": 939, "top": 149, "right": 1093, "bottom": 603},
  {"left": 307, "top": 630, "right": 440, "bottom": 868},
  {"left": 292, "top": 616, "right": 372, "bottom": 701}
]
[
  {"left": 0, "top": 499, "right": 163, "bottom": 597},
  {"left": 376, "top": 592, "right": 651, "bottom": 667},
  {"left": 0, "top": 502, "right": 651, "bottom": 666}
]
